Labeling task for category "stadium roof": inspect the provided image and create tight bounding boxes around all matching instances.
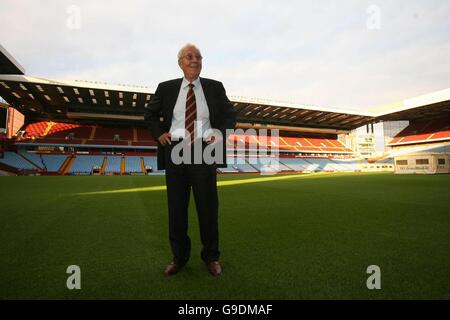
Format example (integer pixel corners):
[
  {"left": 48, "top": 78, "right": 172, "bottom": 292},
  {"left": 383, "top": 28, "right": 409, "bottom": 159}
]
[
  {"left": 1, "top": 44, "right": 449, "bottom": 132},
  {"left": 0, "top": 44, "right": 25, "bottom": 75},
  {"left": 369, "top": 87, "right": 450, "bottom": 121},
  {"left": 0, "top": 74, "right": 375, "bottom": 133}
]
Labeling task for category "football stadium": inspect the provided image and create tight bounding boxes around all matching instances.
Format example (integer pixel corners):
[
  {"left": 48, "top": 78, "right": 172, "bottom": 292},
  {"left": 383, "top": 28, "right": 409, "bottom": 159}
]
[{"left": 1, "top": 38, "right": 449, "bottom": 301}]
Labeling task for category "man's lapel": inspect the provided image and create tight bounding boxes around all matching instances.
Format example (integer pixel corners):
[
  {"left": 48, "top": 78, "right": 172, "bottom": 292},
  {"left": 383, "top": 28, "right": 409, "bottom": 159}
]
[
  {"left": 167, "top": 78, "right": 183, "bottom": 113},
  {"left": 200, "top": 78, "right": 214, "bottom": 115}
]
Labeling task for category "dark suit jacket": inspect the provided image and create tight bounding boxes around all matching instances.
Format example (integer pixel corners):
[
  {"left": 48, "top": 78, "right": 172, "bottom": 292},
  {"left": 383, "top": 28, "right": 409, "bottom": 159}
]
[{"left": 145, "top": 77, "right": 237, "bottom": 170}]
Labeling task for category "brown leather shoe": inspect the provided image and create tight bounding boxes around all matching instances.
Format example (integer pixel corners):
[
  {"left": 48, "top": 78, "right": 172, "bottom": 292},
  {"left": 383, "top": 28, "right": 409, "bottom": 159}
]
[
  {"left": 164, "top": 261, "right": 182, "bottom": 276},
  {"left": 206, "top": 261, "right": 222, "bottom": 277}
]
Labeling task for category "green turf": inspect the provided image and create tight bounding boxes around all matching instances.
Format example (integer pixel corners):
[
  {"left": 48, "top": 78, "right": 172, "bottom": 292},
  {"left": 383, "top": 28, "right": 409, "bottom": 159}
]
[{"left": 0, "top": 172, "right": 449, "bottom": 299}]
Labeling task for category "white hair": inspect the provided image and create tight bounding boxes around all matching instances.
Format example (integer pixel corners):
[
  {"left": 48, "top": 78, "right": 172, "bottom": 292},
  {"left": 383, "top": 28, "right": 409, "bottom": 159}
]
[{"left": 177, "top": 43, "right": 201, "bottom": 60}]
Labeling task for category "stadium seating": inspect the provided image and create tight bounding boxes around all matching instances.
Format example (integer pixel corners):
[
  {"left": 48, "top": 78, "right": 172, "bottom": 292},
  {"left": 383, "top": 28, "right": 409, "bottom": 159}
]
[
  {"left": 125, "top": 156, "right": 144, "bottom": 173},
  {"left": 9, "top": 121, "right": 365, "bottom": 175},
  {"left": 41, "top": 155, "right": 68, "bottom": 172},
  {"left": 389, "top": 117, "right": 450, "bottom": 145},
  {"left": 217, "top": 165, "right": 239, "bottom": 173},
  {"left": 18, "top": 151, "right": 45, "bottom": 169},
  {"left": 1, "top": 150, "right": 363, "bottom": 175},
  {"left": 245, "top": 157, "right": 292, "bottom": 172},
  {"left": 277, "top": 157, "right": 362, "bottom": 172},
  {"left": 279, "top": 157, "right": 316, "bottom": 171},
  {"left": 19, "top": 121, "right": 356, "bottom": 156},
  {"left": 22, "top": 121, "right": 49, "bottom": 138},
  {"left": 330, "top": 158, "right": 361, "bottom": 171},
  {"left": 68, "top": 155, "right": 104, "bottom": 174},
  {"left": 104, "top": 156, "right": 122, "bottom": 174},
  {"left": 226, "top": 157, "right": 258, "bottom": 173},
  {"left": 47, "top": 122, "right": 92, "bottom": 139},
  {"left": 143, "top": 156, "right": 159, "bottom": 173},
  {"left": 228, "top": 133, "right": 352, "bottom": 153},
  {"left": 0, "top": 151, "right": 39, "bottom": 170},
  {"left": 19, "top": 121, "right": 158, "bottom": 147}
]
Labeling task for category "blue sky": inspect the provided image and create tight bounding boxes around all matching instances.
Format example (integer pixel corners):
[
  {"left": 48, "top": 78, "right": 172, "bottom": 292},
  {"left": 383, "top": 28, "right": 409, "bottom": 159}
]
[{"left": 1, "top": 0, "right": 450, "bottom": 111}]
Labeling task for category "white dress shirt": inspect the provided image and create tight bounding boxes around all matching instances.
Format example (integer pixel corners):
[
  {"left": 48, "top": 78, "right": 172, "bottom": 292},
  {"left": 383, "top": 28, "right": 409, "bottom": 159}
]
[{"left": 169, "top": 77, "right": 213, "bottom": 141}]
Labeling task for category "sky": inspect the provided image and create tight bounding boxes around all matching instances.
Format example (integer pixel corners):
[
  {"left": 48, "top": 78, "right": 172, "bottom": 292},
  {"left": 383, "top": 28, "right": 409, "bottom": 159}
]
[{"left": 1, "top": 0, "right": 450, "bottom": 113}]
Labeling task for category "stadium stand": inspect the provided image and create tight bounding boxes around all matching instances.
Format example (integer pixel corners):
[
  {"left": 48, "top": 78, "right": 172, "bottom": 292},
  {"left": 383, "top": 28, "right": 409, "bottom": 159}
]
[
  {"left": 1, "top": 121, "right": 366, "bottom": 174},
  {"left": 388, "top": 117, "right": 450, "bottom": 146},
  {"left": 22, "top": 121, "right": 48, "bottom": 138},
  {"left": 217, "top": 164, "right": 239, "bottom": 173},
  {"left": 18, "top": 150, "right": 45, "bottom": 169},
  {"left": 330, "top": 158, "right": 361, "bottom": 171},
  {"left": 41, "top": 154, "right": 68, "bottom": 172},
  {"left": 245, "top": 157, "right": 292, "bottom": 172},
  {"left": 68, "top": 155, "right": 104, "bottom": 175},
  {"left": 143, "top": 156, "right": 159, "bottom": 173},
  {"left": 0, "top": 151, "right": 38, "bottom": 170},
  {"left": 279, "top": 157, "right": 315, "bottom": 171},
  {"left": 229, "top": 133, "right": 352, "bottom": 154},
  {"left": 18, "top": 121, "right": 158, "bottom": 147},
  {"left": 1, "top": 44, "right": 448, "bottom": 177},
  {"left": 225, "top": 157, "right": 259, "bottom": 173},
  {"left": 104, "top": 156, "right": 122, "bottom": 174},
  {"left": 125, "top": 156, "right": 144, "bottom": 174}
]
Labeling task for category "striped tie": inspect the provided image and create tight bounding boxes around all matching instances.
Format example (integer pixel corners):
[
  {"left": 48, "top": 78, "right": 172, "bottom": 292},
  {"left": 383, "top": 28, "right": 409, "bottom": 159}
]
[{"left": 185, "top": 83, "right": 197, "bottom": 143}]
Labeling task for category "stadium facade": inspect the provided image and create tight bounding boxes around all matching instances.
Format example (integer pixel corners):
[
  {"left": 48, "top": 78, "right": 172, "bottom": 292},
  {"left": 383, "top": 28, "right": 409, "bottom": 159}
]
[{"left": 0, "top": 44, "right": 449, "bottom": 175}]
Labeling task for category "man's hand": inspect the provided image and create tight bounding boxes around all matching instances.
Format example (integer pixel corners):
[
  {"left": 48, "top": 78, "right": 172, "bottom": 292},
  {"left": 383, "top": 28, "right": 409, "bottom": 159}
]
[{"left": 158, "top": 132, "right": 172, "bottom": 146}]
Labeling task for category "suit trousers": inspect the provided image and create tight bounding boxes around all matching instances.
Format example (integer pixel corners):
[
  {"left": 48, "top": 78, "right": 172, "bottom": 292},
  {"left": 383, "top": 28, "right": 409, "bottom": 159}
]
[{"left": 164, "top": 140, "right": 220, "bottom": 265}]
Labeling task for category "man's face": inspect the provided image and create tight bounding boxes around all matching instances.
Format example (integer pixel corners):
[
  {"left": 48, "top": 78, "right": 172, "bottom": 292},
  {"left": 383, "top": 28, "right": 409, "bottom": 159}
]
[{"left": 178, "top": 46, "right": 202, "bottom": 80}]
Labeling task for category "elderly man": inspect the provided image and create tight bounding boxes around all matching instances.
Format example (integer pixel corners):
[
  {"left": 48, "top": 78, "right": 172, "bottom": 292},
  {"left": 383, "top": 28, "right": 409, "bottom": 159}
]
[{"left": 145, "top": 44, "right": 237, "bottom": 277}]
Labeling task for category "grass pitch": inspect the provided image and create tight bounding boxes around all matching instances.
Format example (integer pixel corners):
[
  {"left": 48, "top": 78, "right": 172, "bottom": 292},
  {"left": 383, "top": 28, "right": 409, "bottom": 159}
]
[{"left": 0, "top": 172, "right": 449, "bottom": 299}]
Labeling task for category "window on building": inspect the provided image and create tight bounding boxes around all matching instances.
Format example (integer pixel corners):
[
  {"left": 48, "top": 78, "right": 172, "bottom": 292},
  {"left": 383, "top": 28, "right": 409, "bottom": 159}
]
[
  {"left": 416, "top": 159, "right": 429, "bottom": 165},
  {"left": 396, "top": 160, "right": 408, "bottom": 165},
  {"left": 438, "top": 158, "right": 446, "bottom": 165}
]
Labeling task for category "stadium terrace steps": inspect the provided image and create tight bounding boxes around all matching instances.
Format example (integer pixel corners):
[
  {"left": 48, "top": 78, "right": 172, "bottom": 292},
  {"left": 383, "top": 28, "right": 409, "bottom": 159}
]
[
  {"left": 225, "top": 157, "right": 258, "bottom": 173},
  {"left": 228, "top": 134, "right": 352, "bottom": 153},
  {"left": 47, "top": 122, "right": 91, "bottom": 139},
  {"left": 68, "top": 155, "right": 104, "bottom": 174},
  {"left": 120, "top": 157, "right": 125, "bottom": 174},
  {"left": 41, "top": 155, "right": 69, "bottom": 172},
  {"left": 104, "top": 156, "right": 122, "bottom": 174},
  {"left": 19, "top": 121, "right": 158, "bottom": 147},
  {"left": 279, "top": 158, "right": 313, "bottom": 171},
  {"left": 59, "top": 156, "right": 75, "bottom": 175},
  {"left": 143, "top": 156, "right": 159, "bottom": 172},
  {"left": 64, "top": 155, "right": 158, "bottom": 175},
  {"left": 19, "top": 121, "right": 354, "bottom": 152},
  {"left": 100, "top": 157, "right": 107, "bottom": 174},
  {"left": 0, "top": 161, "right": 20, "bottom": 174},
  {"left": 125, "top": 156, "right": 145, "bottom": 174},
  {"left": 1, "top": 152, "right": 362, "bottom": 174},
  {"left": 140, "top": 157, "right": 146, "bottom": 173},
  {"left": 389, "top": 117, "right": 450, "bottom": 145},
  {"left": 23, "top": 121, "right": 48, "bottom": 138},
  {"left": 94, "top": 126, "right": 134, "bottom": 141},
  {"left": 0, "top": 151, "right": 40, "bottom": 170},
  {"left": 18, "top": 151, "right": 45, "bottom": 169}
]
